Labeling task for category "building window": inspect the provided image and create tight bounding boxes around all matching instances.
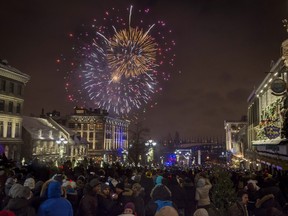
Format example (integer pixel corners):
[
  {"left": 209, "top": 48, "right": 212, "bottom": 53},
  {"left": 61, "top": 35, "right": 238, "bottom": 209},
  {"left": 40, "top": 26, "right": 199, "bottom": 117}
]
[
  {"left": 7, "top": 122, "right": 12, "bottom": 138},
  {"left": 68, "top": 123, "right": 75, "bottom": 128},
  {"left": 96, "top": 143, "right": 102, "bottom": 150},
  {"left": 16, "top": 103, "right": 21, "bottom": 114},
  {"left": 89, "top": 123, "right": 94, "bottom": 130},
  {"left": 0, "top": 100, "right": 4, "bottom": 112},
  {"left": 0, "top": 122, "right": 3, "bottom": 137},
  {"left": 17, "top": 84, "right": 22, "bottom": 95},
  {"left": 8, "top": 102, "right": 13, "bottom": 113},
  {"left": 9, "top": 83, "right": 14, "bottom": 93},
  {"left": 0, "top": 80, "right": 6, "bottom": 91},
  {"left": 96, "top": 123, "right": 103, "bottom": 129},
  {"left": 15, "top": 123, "right": 20, "bottom": 138},
  {"left": 89, "top": 132, "right": 93, "bottom": 139},
  {"left": 83, "top": 124, "right": 88, "bottom": 130}
]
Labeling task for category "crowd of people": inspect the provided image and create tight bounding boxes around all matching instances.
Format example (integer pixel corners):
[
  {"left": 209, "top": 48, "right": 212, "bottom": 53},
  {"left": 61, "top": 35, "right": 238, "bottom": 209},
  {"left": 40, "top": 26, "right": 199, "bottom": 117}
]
[{"left": 0, "top": 157, "right": 287, "bottom": 216}]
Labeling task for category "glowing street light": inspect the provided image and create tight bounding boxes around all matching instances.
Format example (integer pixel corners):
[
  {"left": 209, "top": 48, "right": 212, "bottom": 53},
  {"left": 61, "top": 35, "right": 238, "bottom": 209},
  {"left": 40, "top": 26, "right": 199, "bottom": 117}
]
[
  {"left": 122, "top": 149, "right": 128, "bottom": 163},
  {"left": 145, "top": 139, "right": 157, "bottom": 163}
]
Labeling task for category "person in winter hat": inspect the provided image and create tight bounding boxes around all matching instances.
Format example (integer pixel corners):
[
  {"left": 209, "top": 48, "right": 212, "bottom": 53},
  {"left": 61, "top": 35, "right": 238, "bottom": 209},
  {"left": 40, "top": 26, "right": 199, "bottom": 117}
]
[
  {"left": 37, "top": 181, "right": 73, "bottom": 216},
  {"left": 145, "top": 184, "right": 178, "bottom": 216},
  {"left": 24, "top": 178, "right": 35, "bottom": 190},
  {"left": 195, "top": 178, "right": 212, "bottom": 207},
  {"left": 4, "top": 178, "right": 15, "bottom": 196},
  {"left": 4, "top": 184, "right": 35, "bottom": 216},
  {"left": 77, "top": 178, "right": 101, "bottom": 216},
  {"left": 118, "top": 202, "right": 137, "bottom": 216},
  {"left": 154, "top": 206, "right": 179, "bottom": 216},
  {"left": 193, "top": 208, "right": 209, "bottom": 216}
]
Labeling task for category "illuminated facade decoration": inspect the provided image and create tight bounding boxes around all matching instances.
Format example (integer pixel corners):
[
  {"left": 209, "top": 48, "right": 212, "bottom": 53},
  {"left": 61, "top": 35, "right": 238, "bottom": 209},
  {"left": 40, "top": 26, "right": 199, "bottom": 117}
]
[
  {"left": 224, "top": 118, "right": 247, "bottom": 157},
  {"left": 0, "top": 60, "right": 30, "bottom": 160},
  {"left": 247, "top": 39, "right": 288, "bottom": 169},
  {"left": 65, "top": 107, "right": 129, "bottom": 161},
  {"left": 22, "top": 116, "right": 87, "bottom": 162}
]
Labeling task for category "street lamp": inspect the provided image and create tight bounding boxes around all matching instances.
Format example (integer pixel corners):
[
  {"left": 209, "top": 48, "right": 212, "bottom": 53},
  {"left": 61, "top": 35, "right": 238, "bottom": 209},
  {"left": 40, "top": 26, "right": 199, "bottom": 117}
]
[
  {"left": 174, "top": 150, "right": 182, "bottom": 163},
  {"left": 56, "top": 137, "right": 68, "bottom": 158},
  {"left": 122, "top": 149, "right": 128, "bottom": 163},
  {"left": 145, "top": 139, "right": 157, "bottom": 163},
  {"left": 184, "top": 152, "right": 191, "bottom": 166}
]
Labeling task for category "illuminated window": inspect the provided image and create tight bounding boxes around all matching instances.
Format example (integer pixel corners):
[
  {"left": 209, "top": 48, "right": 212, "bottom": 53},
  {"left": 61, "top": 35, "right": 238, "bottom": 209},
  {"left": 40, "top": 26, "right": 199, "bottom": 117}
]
[
  {"left": 89, "top": 123, "right": 94, "bottom": 130},
  {"left": 96, "top": 123, "right": 103, "bottom": 129}
]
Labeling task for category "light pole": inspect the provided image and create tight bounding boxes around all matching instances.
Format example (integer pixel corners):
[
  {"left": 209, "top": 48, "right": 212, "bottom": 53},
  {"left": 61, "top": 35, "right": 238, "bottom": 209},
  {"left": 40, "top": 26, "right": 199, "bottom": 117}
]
[
  {"left": 56, "top": 137, "right": 68, "bottom": 159},
  {"left": 145, "top": 139, "right": 157, "bottom": 164}
]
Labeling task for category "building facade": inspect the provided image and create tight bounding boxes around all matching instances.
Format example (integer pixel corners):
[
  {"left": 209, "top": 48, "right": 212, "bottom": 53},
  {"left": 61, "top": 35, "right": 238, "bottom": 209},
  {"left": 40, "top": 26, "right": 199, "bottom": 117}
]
[
  {"left": 22, "top": 116, "right": 87, "bottom": 162},
  {"left": 0, "top": 60, "right": 30, "bottom": 160},
  {"left": 65, "top": 107, "right": 129, "bottom": 162},
  {"left": 247, "top": 39, "right": 288, "bottom": 170},
  {"left": 224, "top": 118, "right": 247, "bottom": 155}
]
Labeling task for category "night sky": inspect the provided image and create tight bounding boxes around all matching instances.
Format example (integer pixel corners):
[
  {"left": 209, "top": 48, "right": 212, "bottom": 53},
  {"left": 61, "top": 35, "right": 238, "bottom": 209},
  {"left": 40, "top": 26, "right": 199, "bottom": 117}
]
[{"left": 0, "top": 0, "right": 288, "bottom": 140}]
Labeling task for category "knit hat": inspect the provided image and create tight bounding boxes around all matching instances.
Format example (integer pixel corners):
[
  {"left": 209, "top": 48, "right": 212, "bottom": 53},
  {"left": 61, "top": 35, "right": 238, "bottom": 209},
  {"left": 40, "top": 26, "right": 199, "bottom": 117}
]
[
  {"left": 155, "top": 176, "right": 163, "bottom": 185},
  {"left": 24, "top": 178, "right": 35, "bottom": 190},
  {"left": 101, "top": 183, "right": 110, "bottom": 192},
  {"left": 155, "top": 206, "right": 179, "bottom": 216},
  {"left": 89, "top": 178, "right": 101, "bottom": 188},
  {"left": 9, "top": 184, "right": 23, "bottom": 198},
  {"left": 124, "top": 202, "right": 135, "bottom": 213},
  {"left": 193, "top": 208, "right": 209, "bottom": 216},
  {"left": 9, "top": 184, "right": 31, "bottom": 199}
]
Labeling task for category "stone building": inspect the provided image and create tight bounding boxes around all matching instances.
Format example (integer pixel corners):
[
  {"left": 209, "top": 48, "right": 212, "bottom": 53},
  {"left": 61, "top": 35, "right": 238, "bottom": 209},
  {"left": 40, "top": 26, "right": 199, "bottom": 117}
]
[{"left": 0, "top": 60, "right": 30, "bottom": 160}]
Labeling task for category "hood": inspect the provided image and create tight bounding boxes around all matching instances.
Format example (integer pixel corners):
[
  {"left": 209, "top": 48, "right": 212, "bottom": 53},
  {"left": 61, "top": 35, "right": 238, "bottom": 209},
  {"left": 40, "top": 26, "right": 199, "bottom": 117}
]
[
  {"left": 47, "top": 181, "right": 62, "bottom": 198},
  {"left": 150, "top": 184, "right": 171, "bottom": 201}
]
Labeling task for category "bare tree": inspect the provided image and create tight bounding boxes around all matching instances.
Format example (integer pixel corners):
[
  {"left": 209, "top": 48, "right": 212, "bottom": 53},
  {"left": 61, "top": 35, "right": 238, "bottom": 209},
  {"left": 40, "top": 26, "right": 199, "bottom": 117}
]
[{"left": 128, "top": 121, "right": 150, "bottom": 165}]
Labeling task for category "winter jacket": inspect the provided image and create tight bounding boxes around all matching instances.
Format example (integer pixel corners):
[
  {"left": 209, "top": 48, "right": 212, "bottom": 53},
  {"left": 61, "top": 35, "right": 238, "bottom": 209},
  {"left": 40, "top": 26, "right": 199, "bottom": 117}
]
[
  {"left": 77, "top": 183, "right": 98, "bottom": 216},
  {"left": 4, "top": 197, "right": 36, "bottom": 216},
  {"left": 145, "top": 184, "right": 177, "bottom": 216},
  {"left": 37, "top": 181, "right": 73, "bottom": 216},
  {"left": 195, "top": 178, "right": 212, "bottom": 207}
]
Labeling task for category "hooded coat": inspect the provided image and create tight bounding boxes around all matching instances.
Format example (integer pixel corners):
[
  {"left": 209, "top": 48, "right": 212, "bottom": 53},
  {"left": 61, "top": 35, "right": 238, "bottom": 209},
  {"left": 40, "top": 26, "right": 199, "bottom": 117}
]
[
  {"left": 37, "top": 181, "right": 73, "bottom": 216},
  {"left": 145, "top": 184, "right": 178, "bottom": 216},
  {"left": 4, "top": 184, "right": 35, "bottom": 216}
]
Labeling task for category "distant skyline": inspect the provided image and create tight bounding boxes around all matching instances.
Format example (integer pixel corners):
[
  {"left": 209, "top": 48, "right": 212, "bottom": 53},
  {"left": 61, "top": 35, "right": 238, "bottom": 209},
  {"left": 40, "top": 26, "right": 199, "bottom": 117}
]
[{"left": 0, "top": 0, "right": 287, "bottom": 140}]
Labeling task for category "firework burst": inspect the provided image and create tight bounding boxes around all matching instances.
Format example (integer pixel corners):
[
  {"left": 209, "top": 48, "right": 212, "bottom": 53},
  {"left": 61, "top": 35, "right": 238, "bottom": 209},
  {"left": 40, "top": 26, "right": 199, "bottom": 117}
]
[
  {"left": 107, "top": 26, "right": 157, "bottom": 79},
  {"left": 58, "top": 5, "right": 176, "bottom": 117}
]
